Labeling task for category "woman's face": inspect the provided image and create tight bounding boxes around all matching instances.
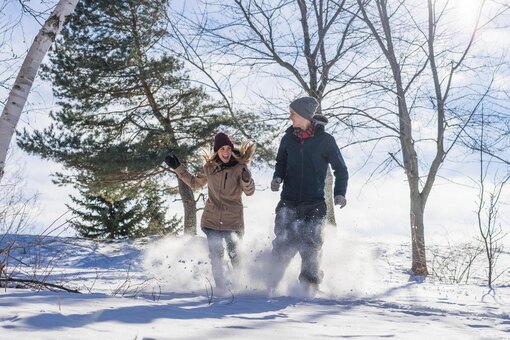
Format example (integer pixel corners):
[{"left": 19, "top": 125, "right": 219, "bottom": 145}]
[{"left": 218, "top": 145, "right": 232, "bottom": 163}]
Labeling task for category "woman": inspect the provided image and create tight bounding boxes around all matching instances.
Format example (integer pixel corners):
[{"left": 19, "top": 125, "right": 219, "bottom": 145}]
[{"left": 165, "top": 132, "right": 256, "bottom": 289}]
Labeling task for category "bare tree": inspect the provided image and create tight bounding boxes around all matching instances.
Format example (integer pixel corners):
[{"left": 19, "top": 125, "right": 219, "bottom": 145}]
[
  {"left": 0, "top": 0, "right": 80, "bottom": 180},
  {"left": 168, "top": 0, "right": 367, "bottom": 225},
  {"left": 0, "top": 0, "right": 12, "bottom": 92},
  {"left": 475, "top": 164, "right": 508, "bottom": 289},
  {"left": 355, "top": 0, "right": 509, "bottom": 276},
  {"left": 0, "top": 0, "right": 29, "bottom": 98},
  {"left": 0, "top": 149, "right": 81, "bottom": 292},
  {"left": 474, "top": 110, "right": 509, "bottom": 289},
  {"left": 429, "top": 242, "right": 482, "bottom": 284}
]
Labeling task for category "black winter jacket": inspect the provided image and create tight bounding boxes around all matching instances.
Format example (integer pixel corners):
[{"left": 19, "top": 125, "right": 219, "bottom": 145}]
[{"left": 273, "top": 125, "right": 348, "bottom": 202}]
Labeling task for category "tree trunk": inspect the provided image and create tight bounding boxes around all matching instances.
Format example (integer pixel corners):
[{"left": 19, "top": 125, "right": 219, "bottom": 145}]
[
  {"left": 0, "top": 0, "right": 80, "bottom": 180},
  {"left": 325, "top": 168, "right": 336, "bottom": 226},
  {"left": 177, "top": 178, "right": 197, "bottom": 235},
  {"left": 410, "top": 190, "right": 428, "bottom": 276},
  {"left": 402, "top": 120, "right": 429, "bottom": 277}
]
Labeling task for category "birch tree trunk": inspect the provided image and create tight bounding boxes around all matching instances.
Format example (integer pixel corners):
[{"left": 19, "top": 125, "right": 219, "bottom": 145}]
[{"left": 0, "top": 0, "right": 80, "bottom": 180}]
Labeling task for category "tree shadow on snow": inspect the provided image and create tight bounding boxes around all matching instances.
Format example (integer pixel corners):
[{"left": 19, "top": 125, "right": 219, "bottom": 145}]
[
  {"left": 18, "top": 281, "right": 424, "bottom": 331},
  {"left": 19, "top": 291, "right": 305, "bottom": 330}
]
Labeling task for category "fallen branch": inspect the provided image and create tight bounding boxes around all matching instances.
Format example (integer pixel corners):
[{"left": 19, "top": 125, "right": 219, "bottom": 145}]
[{"left": 0, "top": 277, "right": 80, "bottom": 293}]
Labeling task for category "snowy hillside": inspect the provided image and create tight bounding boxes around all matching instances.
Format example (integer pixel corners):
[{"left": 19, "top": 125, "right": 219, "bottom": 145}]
[{"left": 1, "top": 229, "right": 509, "bottom": 340}]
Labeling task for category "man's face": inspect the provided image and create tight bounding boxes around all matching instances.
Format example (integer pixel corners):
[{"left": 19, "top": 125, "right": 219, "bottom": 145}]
[
  {"left": 289, "top": 109, "right": 310, "bottom": 130},
  {"left": 218, "top": 145, "right": 232, "bottom": 163}
]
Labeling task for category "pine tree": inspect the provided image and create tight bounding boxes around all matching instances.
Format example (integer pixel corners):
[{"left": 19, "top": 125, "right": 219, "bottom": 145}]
[
  {"left": 17, "top": 0, "right": 236, "bottom": 234},
  {"left": 131, "top": 180, "right": 183, "bottom": 237},
  {"left": 68, "top": 181, "right": 181, "bottom": 239},
  {"left": 68, "top": 188, "right": 145, "bottom": 239}
]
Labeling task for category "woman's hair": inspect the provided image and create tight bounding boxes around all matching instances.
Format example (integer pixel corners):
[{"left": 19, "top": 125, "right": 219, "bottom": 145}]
[{"left": 201, "top": 140, "right": 256, "bottom": 166}]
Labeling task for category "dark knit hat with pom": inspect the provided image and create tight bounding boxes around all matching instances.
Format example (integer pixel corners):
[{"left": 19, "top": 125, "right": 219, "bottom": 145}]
[{"left": 213, "top": 132, "right": 234, "bottom": 152}]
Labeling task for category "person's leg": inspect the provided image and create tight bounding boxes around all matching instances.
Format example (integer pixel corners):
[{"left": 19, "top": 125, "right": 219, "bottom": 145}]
[
  {"left": 296, "top": 201, "right": 327, "bottom": 291},
  {"left": 203, "top": 228, "right": 227, "bottom": 288},
  {"left": 225, "top": 231, "right": 242, "bottom": 268},
  {"left": 269, "top": 201, "right": 299, "bottom": 290},
  {"left": 224, "top": 231, "right": 242, "bottom": 286}
]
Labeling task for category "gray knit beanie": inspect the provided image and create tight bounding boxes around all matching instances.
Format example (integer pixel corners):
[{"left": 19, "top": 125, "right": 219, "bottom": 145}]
[{"left": 289, "top": 96, "right": 319, "bottom": 121}]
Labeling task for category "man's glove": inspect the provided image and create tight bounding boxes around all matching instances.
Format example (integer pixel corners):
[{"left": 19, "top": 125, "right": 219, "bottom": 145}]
[
  {"left": 271, "top": 177, "right": 282, "bottom": 192},
  {"left": 334, "top": 195, "right": 347, "bottom": 208},
  {"left": 241, "top": 167, "right": 251, "bottom": 183},
  {"left": 165, "top": 153, "right": 181, "bottom": 169}
]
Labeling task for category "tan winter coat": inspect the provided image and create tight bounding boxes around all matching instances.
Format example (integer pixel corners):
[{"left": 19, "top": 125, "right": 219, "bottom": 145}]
[{"left": 174, "top": 159, "right": 255, "bottom": 233}]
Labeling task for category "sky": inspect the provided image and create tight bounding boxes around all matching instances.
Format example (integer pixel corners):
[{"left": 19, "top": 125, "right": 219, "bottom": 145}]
[{"left": 0, "top": 0, "right": 509, "bottom": 246}]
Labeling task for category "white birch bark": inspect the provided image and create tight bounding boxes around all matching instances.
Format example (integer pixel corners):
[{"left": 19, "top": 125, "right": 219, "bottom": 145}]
[{"left": 0, "top": 0, "right": 80, "bottom": 179}]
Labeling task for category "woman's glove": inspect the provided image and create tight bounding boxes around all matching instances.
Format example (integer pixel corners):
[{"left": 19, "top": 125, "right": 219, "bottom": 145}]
[
  {"left": 165, "top": 153, "right": 181, "bottom": 169},
  {"left": 241, "top": 167, "right": 252, "bottom": 183}
]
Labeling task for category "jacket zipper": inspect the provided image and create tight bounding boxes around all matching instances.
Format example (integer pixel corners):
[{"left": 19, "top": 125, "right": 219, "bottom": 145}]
[
  {"left": 219, "top": 171, "right": 228, "bottom": 228},
  {"left": 299, "top": 140, "right": 304, "bottom": 201}
]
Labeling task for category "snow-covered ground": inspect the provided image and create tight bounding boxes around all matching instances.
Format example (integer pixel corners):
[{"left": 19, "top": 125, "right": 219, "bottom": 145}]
[{"left": 1, "top": 227, "right": 509, "bottom": 340}]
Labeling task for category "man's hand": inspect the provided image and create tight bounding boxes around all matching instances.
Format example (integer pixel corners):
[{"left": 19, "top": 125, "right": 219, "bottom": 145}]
[
  {"left": 271, "top": 177, "right": 282, "bottom": 192},
  {"left": 165, "top": 153, "right": 181, "bottom": 169},
  {"left": 241, "top": 167, "right": 252, "bottom": 183},
  {"left": 334, "top": 195, "right": 347, "bottom": 208}
]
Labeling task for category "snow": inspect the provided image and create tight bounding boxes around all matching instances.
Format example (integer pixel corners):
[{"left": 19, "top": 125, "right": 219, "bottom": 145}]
[{"left": 1, "top": 226, "right": 509, "bottom": 340}]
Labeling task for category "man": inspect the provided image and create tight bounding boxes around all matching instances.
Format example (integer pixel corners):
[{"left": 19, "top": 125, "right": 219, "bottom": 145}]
[{"left": 270, "top": 96, "right": 348, "bottom": 295}]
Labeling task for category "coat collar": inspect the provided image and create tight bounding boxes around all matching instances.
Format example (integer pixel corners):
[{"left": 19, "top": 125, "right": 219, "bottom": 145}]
[
  {"left": 212, "top": 157, "right": 239, "bottom": 173},
  {"left": 285, "top": 123, "right": 324, "bottom": 138}
]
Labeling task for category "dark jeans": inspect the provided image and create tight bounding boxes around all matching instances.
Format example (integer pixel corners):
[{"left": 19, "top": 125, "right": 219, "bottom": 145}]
[
  {"left": 203, "top": 227, "right": 242, "bottom": 288},
  {"left": 270, "top": 200, "right": 327, "bottom": 287}
]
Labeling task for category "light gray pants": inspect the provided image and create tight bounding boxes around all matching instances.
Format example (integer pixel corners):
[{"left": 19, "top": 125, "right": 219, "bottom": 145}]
[{"left": 203, "top": 227, "right": 241, "bottom": 288}]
